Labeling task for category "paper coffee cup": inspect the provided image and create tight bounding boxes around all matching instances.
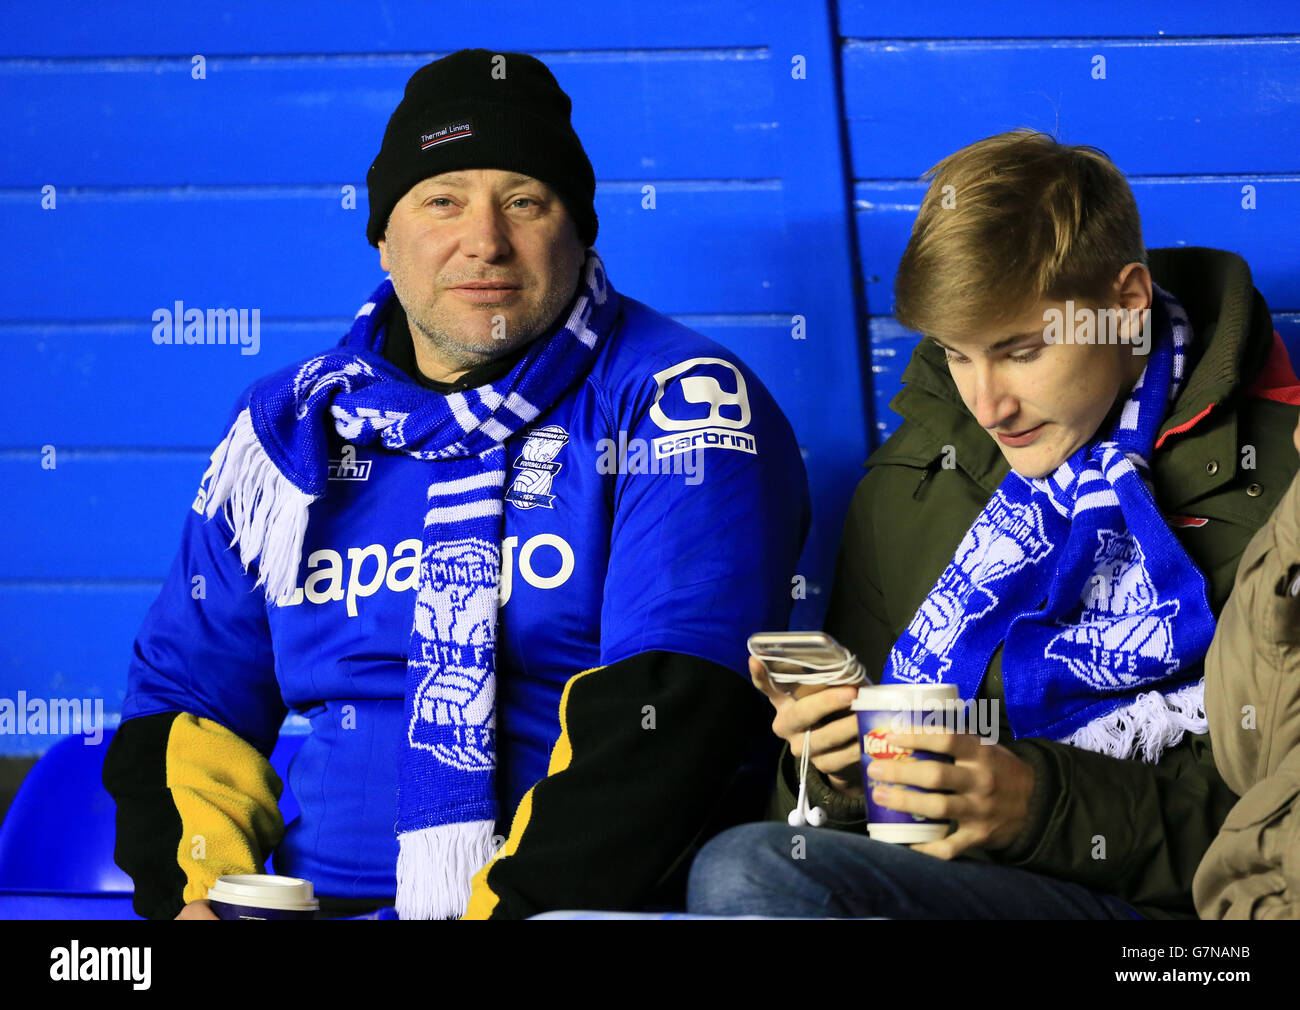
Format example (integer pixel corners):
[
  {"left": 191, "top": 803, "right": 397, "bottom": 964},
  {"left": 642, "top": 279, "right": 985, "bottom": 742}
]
[
  {"left": 853, "top": 683, "right": 960, "bottom": 844},
  {"left": 207, "top": 874, "right": 320, "bottom": 920}
]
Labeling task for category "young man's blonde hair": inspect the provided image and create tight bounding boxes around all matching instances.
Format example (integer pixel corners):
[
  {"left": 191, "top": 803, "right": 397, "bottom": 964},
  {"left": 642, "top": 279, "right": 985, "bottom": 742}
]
[{"left": 893, "top": 129, "right": 1146, "bottom": 342}]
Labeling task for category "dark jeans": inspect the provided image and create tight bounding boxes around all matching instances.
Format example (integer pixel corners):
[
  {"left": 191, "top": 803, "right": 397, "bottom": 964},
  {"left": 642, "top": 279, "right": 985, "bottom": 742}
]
[{"left": 687, "top": 822, "right": 1142, "bottom": 919}]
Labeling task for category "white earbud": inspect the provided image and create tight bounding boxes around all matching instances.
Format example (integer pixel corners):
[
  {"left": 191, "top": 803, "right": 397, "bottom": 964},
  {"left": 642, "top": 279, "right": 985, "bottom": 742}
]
[
  {"left": 787, "top": 799, "right": 826, "bottom": 828},
  {"left": 787, "top": 729, "right": 827, "bottom": 828},
  {"left": 746, "top": 641, "right": 863, "bottom": 833}
]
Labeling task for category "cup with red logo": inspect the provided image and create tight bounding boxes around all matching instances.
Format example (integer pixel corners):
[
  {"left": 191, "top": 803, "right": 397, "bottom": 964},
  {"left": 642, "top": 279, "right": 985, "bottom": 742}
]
[{"left": 852, "top": 683, "right": 960, "bottom": 843}]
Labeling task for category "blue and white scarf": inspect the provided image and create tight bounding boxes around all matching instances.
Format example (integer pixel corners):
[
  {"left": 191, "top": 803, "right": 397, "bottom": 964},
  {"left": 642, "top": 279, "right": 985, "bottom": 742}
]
[
  {"left": 197, "top": 251, "right": 618, "bottom": 918},
  {"left": 886, "top": 285, "right": 1215, "bottom": 761}
]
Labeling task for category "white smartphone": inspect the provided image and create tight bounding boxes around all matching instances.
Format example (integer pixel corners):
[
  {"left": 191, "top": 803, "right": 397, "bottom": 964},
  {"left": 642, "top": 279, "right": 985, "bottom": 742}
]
[{"left": 746, "top": 631, "right": 869, "bottom": 691}]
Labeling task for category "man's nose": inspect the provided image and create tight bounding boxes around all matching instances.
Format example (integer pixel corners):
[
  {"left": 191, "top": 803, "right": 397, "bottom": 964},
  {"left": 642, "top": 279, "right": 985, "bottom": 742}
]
[
  {"left": 459, "top": 203, "right": 511, "bottom": 261},
  {"left": 971, "top": 364, "right": 1017, "bottom": 430}
]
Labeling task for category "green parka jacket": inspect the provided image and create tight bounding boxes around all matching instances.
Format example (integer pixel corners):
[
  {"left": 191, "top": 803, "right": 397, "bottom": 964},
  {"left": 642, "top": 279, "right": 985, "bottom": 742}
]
[{"left": 773, "top": 246, "right": 1300, "bottom": 920}]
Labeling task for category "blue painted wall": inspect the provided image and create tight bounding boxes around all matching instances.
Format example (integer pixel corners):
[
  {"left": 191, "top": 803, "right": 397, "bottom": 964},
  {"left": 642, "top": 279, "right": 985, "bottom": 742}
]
[
  {"left": 843, "top": 1, "right": 1300, "bottom": 438},
  {"left": 2, "top": 2, "right": 1297, "bottom": 754}
]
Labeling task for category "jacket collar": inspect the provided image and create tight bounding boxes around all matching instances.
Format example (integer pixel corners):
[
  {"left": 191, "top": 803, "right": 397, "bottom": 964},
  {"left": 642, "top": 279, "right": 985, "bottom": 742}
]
[{"left": 874, "top": 247, "right": 1274, "bottom": 509}]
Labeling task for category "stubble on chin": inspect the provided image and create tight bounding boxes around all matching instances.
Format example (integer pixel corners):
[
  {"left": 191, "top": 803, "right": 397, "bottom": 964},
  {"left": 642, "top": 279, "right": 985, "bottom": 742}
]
[
  {"left": 417, "top": 305, "right": 518, "bottom": 363},
  {"left": 407, "top": 282, "right": 576, "bottom": 372}
]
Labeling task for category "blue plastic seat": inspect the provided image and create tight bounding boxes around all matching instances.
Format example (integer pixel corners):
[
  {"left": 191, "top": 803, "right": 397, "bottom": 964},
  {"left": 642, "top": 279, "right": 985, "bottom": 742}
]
[
  {"left": 0, "top": 733, "right": 132, "bottom": 894},
  {"left": 0, "top": 726, "right": 305, "bottom": 919}
]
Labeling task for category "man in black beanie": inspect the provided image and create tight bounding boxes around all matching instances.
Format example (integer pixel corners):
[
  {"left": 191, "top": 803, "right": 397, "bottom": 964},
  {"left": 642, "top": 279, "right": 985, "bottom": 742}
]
[
  {"left": 107, "top": 49, "right": 811, "bottom": 920},
  {"left": 365, "top": 49, "right": 599, "bottom": 389}
]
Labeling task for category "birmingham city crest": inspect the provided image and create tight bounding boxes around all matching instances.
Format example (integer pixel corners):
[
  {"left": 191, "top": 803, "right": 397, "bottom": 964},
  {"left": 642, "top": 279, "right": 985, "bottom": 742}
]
[
  {"left": 407, "top": 538, "right": 500, "bottom": 771},
  {"left": 505, "top": 424, "right": 569, "bottom": 510}
]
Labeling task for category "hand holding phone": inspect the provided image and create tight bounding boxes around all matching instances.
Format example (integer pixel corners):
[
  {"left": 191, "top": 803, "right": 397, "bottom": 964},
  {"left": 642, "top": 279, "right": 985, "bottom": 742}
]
[
  {"left": 746, "top": 631, "right": 869, "bottom": 696},
  {"left": 746, "top": 631, "right": 870, "bottom": 799}
]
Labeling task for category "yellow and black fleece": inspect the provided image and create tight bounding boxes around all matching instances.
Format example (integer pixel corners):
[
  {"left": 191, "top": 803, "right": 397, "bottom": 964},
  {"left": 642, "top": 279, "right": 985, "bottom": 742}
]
[{"left": 103, "top": 651, "right": 776, "bottom": 920}]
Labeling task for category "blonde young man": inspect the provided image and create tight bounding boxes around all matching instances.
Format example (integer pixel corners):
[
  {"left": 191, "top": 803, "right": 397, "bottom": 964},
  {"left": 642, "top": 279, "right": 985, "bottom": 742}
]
[{"left": 688, "top": 129, "right": 1300, "bottom": 919}]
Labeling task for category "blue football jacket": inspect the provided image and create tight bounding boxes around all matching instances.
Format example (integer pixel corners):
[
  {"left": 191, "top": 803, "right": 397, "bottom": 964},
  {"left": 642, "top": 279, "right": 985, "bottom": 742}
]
[{"left": 105, "top": 292, "right": 810, "bottom": 918}]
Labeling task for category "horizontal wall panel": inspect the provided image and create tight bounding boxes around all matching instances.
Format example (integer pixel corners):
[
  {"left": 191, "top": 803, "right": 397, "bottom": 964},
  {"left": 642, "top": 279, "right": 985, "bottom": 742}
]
[
  {"left": 7, "top": 316, "right": 852, "bottom": 580},
  {"left": 840, "top": 1, "right": 1300, "bottom": 38},
  {"left": 0, "top": 487, "right": 829, "bottom": 678},
  {"left": 0, "top": 52, "right": 775, "bottom": 186},
  {"left": 8, "top": 451, "right": 850, "bottom": 599},
  {"left": 1, "top": 1, "right": 783, "bottom": 56},
  {"left": 0, "top": 583, "right": 156, "bottom": 719},
  {"left": 5, "top": 456, "right": 203, "bottom": 579},
  {"left": 855, "top": 177, "right": 1300, "bottom": 317},
  {"left": 3, "top": 181, "right": 795, "bottom": 321},
  {"left": 0, "top": 586, "right": 321, "bottom": 755},
  {"left": 7, "top": 318, "right": 823, "bottom": 449},
  {"left": 6, "top": 319, "right": 345, "bottom": 448},
  {"left": 8, "top": 436, "right": 848, "bottom": 587},
  {"left": 844, "top": 39, "right": 1300, "bottom": 179},
  {"left": 0, "top": 534, "right": 837, "bottom": 756}
]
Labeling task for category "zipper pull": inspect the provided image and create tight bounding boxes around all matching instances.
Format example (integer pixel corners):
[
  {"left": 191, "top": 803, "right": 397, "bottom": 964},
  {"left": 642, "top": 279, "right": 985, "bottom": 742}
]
[{"left": 913, "top": 460, "right": 940, "bottom": 499}]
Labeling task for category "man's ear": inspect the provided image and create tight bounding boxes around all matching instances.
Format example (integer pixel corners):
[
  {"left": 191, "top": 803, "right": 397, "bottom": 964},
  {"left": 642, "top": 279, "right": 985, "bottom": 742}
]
[
  {"left": 378, "top": 237, "right": 388, "bottom": 272},
  {"left": 1113, "top": 262, "right": 1152, "bottom": 311}
]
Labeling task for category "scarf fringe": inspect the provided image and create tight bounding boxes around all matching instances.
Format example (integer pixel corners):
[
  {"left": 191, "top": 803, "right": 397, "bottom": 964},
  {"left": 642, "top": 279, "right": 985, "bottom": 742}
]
[
  {"left": 201, "top": 407, "right": 315, "bottom": 604},
  {"left": 396, "top": 821, "right": 497, "bottom": 920},
  {"left": 1061, "top": 678, "right": 1207, "bottom": 763}
]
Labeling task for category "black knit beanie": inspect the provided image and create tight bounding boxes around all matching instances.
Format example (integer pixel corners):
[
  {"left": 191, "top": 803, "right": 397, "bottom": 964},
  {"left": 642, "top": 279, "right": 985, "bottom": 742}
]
[{"left": 365, "top": 49, "right": 598, "bottom": 248}]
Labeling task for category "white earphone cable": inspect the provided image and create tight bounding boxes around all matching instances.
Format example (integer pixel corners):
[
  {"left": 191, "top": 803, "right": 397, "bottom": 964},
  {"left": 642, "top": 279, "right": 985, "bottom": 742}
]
[{"left": 746, "top": 642, "right": 866, "bottom": 688}]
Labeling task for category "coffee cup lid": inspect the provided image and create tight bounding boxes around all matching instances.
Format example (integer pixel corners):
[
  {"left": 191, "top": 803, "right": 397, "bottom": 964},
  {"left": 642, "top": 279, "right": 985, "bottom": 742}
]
[
  {"left": 851, "top": 683, "right": 960, "bottom": 709},
  {"left": 207, "top": 874, "right": 320, "bottom": 911}
]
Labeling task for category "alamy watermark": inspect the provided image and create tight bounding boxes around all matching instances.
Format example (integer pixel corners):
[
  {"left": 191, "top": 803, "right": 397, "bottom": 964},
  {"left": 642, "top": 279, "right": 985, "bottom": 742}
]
[
  {"left": 877, "top": 697, "right": 1002, "bottom": 745},
  {"left": 595, "top": 430, "right": 705, "bottom": 485},
  {"left": 151, "top": 301, "right": 260, "bottom": 355},
  {"left": 0, "top": 693, "right": 104, "bottom": 745},
  {"left": 1043, "top": 302, "right": 1151, "bottom": 356},
  {"left": 50, "top": 942, "right": 150, "bottom": 989}
]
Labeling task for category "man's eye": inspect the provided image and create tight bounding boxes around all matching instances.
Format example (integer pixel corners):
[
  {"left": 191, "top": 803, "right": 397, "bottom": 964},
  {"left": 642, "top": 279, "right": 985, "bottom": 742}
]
[
  {"left": 510, "top": 197, "right": 537, "bottom": 209},
  {"left": 426, "top": 197, "right": 453, "bottom": 207},
  {"left": 943, "top": 351, "right": 969, "bottom": 364},
  {"left": 1010, "top": 348, "right": 1042, "bottom": 363}
]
